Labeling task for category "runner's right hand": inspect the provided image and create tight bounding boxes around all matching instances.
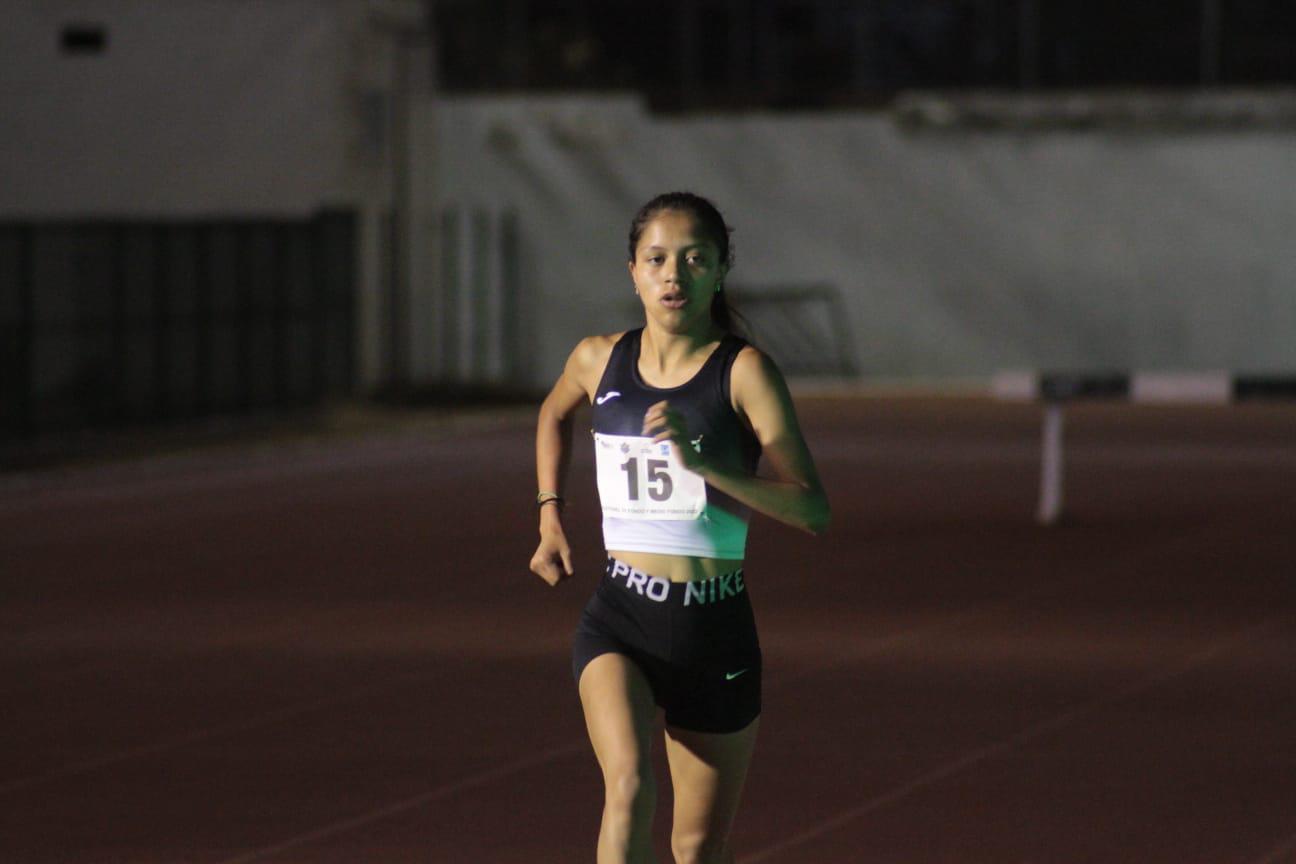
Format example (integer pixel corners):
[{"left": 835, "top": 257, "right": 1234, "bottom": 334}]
[{"left": 530, "top": 533, "right": 574, "bottom": 586}]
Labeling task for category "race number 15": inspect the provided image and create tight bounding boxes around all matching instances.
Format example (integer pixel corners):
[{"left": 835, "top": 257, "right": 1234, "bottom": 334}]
[{"left": 620, "top": 457, "right": 673, "bottom": 502}]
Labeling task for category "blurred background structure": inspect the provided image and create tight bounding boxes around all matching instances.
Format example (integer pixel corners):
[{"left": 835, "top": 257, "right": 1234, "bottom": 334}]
[
  {"left": 436, "top": 0, "right": 1296, "bottom": 102},
  {"left": 3, "top": 0, "right": 1296, "bottom": 440}
]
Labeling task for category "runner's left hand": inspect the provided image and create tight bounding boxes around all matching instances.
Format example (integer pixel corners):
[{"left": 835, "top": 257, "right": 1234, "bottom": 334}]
[{"left": 643, "top": 400, "right": 706, "bottom": 473}]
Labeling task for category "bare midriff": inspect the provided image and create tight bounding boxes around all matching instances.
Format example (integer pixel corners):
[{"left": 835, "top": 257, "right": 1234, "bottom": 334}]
[{"left": 607, "top": 549, "right": 745, "bottom": 583}]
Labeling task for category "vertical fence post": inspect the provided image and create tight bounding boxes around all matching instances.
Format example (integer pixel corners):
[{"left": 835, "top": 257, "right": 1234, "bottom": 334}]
[
  {"left": 153, "top": 224, "right": 171, "bottom": 421},
  {"left": 310, "top": 215, "right": 327, "bottom": 401},
  {"left": 110, "top": 223, "right": 128, "bottom": 424},
  {"left": 679, "top": 0, "right": 700, "bottom": 108},
  {"left": 972, "top": 0, "right": 999, "bottom": 84},
  {"left": 755, "top": 1, "right": 778, "bottom": 99},
  {"left": 728, "top": 0, "right": 749, "bottom": 97},
  {"left": 272, "top": 221, "right": 288, "bottom": 405},
  {"left": 194, "top": 223, "right": 212, "bottom": 417},
  {"left": 1019, "top": 0, "right": 1040, "bottom": 89},
  {"left": 389, "top": 27, "right": 414, "bottom": 392},
  {"left": 387, "top": 206, "right": 412, "bottom": 390},
  {"left": 17, "top": 224, "right": 35, "bottom": 437},
  {"left": 504, "top": 0, "right": 528, "bottom": 87},
  {"left": 499, "top": 209, "right": 521, "bottom": 388},
  {"left": 439, "top": 206, "right": 460, "bottom": 383},
  {"left": 1200, "top": 0, "right": 1221, "bottom": 86},
  {"left": 235, "top": 223, "right": 253, "bottom": 413},
  {"left": 1038, "top": 401, "right": 1065, "bottom": 525},
  {"left": 849, "top": 1, "right": 882, "bottom": 90},
  {"left": 336, "top": 210, "right": 359, "bottom": 396},
  {"left": 469, "top": 209, "right": 491, "bottom": 383}
]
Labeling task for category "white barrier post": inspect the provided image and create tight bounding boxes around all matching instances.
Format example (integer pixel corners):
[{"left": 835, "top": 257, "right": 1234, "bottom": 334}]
[
  {"left": 995, "top": 370, "right": 1292, "bottom": 525},
  {"left": 1038, "top": 402, "right": 1064, "bottom": 525}
]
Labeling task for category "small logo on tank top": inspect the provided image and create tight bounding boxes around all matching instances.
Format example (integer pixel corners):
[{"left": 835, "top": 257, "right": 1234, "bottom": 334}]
[{"left": 595, "top": 391, "right": 621, "bottom": 405}]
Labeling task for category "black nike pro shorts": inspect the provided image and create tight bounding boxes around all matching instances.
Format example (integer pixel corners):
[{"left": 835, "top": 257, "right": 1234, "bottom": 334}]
[{"left": 572, "top": 557, "right": 762, "bottom": 734}]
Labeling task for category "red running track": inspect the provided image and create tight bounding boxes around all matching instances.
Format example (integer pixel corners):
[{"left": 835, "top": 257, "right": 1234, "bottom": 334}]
[{"left": 1, "top": 397, "right": 1294, "bottom": 863}]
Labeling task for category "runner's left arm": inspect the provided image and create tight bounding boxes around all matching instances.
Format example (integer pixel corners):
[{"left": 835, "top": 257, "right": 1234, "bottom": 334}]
[{"left": 642, "top": 347, "right": 830, "bottom": 535}]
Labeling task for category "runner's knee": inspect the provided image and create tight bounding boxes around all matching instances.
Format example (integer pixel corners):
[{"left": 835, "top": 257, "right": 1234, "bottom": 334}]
[{"left": 603, "top": 758, "right": 653, "bottom": 813}]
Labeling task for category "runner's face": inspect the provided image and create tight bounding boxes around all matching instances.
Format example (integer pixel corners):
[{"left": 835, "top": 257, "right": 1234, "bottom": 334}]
[{"left": 629, "top": 210, "right": 725, "bottom": 333}]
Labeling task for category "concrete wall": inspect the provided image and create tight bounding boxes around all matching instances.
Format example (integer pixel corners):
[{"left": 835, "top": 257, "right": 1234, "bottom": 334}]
[
  {"left": 6, "top": 5, "right": 1293, "bottom": 392},
  {"left": 417, "top": 95, "right": 1296, "bottom": 387},
  {"left": 0, "top": 0, "right": 386, "bottom": 217},
  {"left": 0, "top": 0, "right": 427, "bottom": 392}
]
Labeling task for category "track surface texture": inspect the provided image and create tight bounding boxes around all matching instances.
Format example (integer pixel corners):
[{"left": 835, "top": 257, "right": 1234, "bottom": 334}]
[{"left": 2, "top": 397, "right": 1294, "bottom": 863}]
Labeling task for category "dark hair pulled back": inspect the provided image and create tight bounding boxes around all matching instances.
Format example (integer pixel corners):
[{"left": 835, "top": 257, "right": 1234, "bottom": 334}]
[{"left": 627, "top": 191, "right": 740, "bottom": 333}]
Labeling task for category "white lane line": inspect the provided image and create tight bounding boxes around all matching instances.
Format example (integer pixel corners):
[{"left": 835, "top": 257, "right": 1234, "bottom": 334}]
[
  {"left": 0, "top": 674, "right": 432, "bottom": 796},
  {"left": 1250, "top": 831, "right": 1296, "bottom": 864},
  {"left": 740, "top": 617, "right": 1281, "bottom": 864},
  {"left": 212, "top": 742, "right": 586, "bottom": 864}
]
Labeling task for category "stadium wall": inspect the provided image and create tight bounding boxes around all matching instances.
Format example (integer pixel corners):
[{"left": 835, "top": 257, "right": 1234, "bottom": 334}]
[
  {"left": 0, "top": 0, "right": 428, "bottom": 401},
  {"left": 5, "top": 3, "right": 1293, "bottom": 396},
  {"left": 415, "top": 95, "right": 1296, "bottom": 388}
]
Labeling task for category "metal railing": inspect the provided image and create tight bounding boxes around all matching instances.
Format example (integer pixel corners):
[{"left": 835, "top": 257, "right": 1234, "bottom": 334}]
[
  {"left": 0, "top": 211, "right": 357, "bottom": 439},
  {"left": 432, "top": 0, "right": 1296, "bottom": 110},
  {"left": 730, "top": 285, "right": 858, "bottom": 378}
]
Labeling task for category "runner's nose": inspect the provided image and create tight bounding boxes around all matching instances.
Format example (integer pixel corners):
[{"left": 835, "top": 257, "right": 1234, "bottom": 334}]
[{"left": 665, "top": 257, "right": 684, "bottom": 285}]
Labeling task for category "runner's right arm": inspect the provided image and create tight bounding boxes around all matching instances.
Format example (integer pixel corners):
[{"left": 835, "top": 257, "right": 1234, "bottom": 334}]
[{"left": 530, "top": 337, "right": 609, "bottom": 585}]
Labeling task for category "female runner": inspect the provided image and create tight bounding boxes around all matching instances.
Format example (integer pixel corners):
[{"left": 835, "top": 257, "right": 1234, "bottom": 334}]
[{"left": 530, "top": 191, "right": 830, "bottom": 864}]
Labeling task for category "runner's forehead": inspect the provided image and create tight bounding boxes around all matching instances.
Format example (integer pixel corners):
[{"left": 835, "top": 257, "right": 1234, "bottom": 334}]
[{"left": 635, "top": 212, "right": 715, "bottom": 253}]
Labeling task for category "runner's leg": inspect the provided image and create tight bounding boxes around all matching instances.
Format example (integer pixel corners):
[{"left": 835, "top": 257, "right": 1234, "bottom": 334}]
[
  {"left": 663, "top": 718, "right": 760, "bottom": 864},
  {"left": 580, "top": 652, "right": 661, "bottom": 863}
]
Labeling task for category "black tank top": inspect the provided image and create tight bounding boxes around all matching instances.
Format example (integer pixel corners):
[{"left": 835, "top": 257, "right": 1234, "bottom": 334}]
[{"left": 590, "top": 328, "right": 762, "bottom": 557}]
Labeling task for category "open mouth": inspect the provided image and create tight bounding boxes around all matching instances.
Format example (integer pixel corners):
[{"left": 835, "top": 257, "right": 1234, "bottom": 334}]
[{"left": 661, "top": 293, "right": 689, "bottom": 310}]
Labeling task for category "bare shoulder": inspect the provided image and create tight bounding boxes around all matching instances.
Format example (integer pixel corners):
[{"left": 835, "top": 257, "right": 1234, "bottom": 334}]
[
  {"left": 565, "top": 331, "right": 624, "bottom": 396},
  {"left": 569, "top": 331, "right": 622, "bottom": 373},
  {"left": 731, "top": 343, "right": 789, "bottom": 399},
  {"left": 730, "top": 343, "right": 802, "bottom": 440}
]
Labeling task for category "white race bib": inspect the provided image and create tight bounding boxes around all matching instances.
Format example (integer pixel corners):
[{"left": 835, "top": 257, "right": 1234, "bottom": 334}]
[{"left": 593, "top": 433, "right": 707, "bottom": 520}]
